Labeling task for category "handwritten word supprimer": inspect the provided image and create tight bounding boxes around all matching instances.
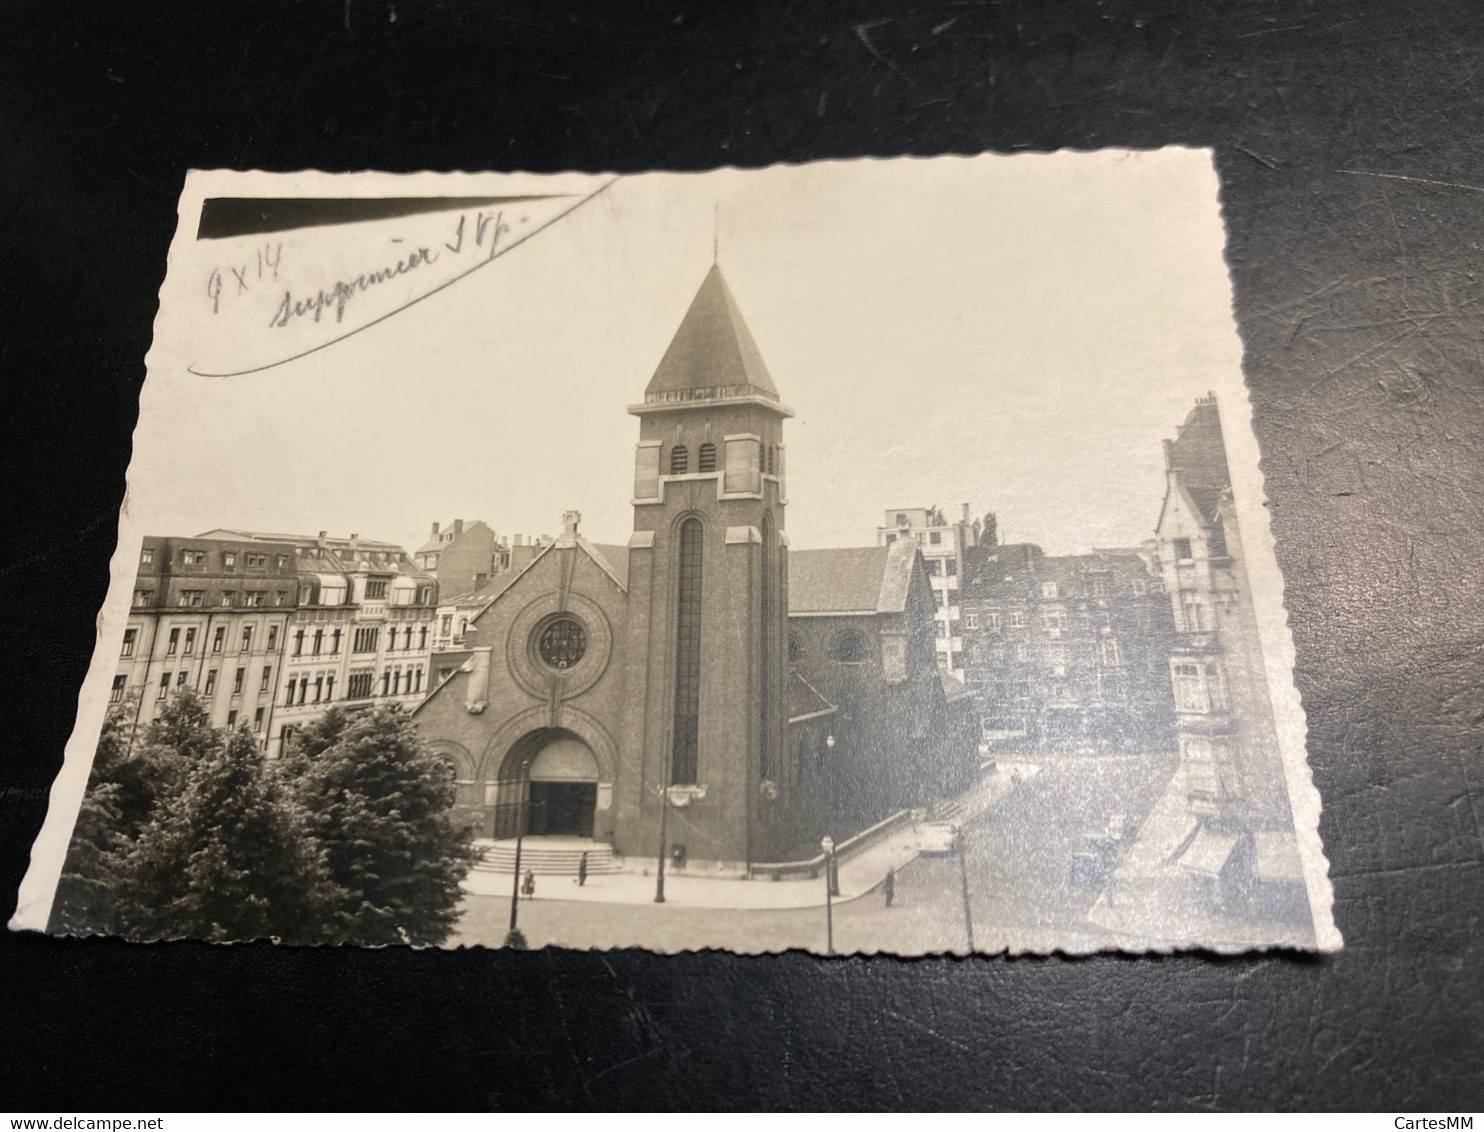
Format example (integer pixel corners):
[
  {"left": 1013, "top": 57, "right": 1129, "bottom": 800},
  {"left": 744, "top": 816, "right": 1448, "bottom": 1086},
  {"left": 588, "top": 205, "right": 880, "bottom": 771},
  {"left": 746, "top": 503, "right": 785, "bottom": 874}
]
[{"left": 269, "top": 244, "right": 438, "bottom": 327}]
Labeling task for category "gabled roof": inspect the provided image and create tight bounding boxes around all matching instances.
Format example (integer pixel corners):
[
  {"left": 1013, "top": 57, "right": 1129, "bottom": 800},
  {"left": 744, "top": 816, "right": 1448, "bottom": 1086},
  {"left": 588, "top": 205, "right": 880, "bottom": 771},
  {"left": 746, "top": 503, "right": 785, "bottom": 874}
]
[
  {"left": 587, "top": 543, "right": 631, "bottom": 591},
  {"left": 788, "top": 540, "right": 920, "bottom": 616},
  {"left": 645, "top": 265, "right": 780, "bottom": 399},
  {"left": 788, "top": 546, "right": 891, "bottom": 614},
  {"left": 787, "top": 671, "right": 837, "bottom": 723}
]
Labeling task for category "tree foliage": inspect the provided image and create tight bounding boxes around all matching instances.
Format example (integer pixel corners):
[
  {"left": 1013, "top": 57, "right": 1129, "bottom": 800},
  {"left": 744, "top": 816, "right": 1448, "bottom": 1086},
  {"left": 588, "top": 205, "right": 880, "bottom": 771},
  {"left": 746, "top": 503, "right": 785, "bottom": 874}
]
[
  {"left": 124, "top": 725, "right": 341, "bottom": 944},
  {"left": 288, "top": 706, "right": 476, "bottom": 946},
  {"left": 51, "top": 692, "right": 475, "bottom": 947}
]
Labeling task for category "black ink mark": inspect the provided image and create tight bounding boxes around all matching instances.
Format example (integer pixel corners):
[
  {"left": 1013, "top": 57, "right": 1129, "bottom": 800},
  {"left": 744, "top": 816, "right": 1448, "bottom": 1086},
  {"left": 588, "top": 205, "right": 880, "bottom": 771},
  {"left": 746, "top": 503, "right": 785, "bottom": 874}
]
[
  {"left": 195, "top": 194, "right": 560, "bottom": 240},
  {"left": 189, "top": 178, "right": 619, "bottom": 378}
]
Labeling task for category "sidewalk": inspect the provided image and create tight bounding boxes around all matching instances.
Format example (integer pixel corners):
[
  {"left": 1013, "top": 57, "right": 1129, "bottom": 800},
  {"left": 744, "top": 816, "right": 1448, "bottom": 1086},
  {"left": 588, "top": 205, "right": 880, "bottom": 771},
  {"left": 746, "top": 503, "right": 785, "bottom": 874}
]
[{"left": 461, "top": 760, "right": 1039, "bottom": 910}]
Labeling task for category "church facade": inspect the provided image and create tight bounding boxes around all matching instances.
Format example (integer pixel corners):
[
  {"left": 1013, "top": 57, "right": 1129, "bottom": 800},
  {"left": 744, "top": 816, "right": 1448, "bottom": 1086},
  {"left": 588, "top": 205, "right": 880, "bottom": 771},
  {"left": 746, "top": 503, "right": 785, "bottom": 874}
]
[{"left": 412, "top": 265, "right": 977, "bottom": 870}]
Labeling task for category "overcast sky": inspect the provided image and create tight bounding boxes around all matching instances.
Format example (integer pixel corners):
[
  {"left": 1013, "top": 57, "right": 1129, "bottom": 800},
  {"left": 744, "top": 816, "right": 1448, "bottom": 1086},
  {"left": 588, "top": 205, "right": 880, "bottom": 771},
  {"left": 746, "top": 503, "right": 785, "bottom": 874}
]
[{"left": 130, "top": 150, "right": 1249, "bottom": 559}]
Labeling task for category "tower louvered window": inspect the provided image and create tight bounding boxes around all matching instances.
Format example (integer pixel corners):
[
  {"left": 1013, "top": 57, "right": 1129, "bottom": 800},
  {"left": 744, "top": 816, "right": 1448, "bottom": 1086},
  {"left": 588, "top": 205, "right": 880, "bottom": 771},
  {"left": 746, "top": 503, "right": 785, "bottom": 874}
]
[
  {"left": 670, "top": 445, "right": 689, "bottom": 475},
  {"left": 671, "top": 518, "right": 703, "bottom": 785},
  {"left": 698, "top": 442, "right": 717, "bottom": 473}
]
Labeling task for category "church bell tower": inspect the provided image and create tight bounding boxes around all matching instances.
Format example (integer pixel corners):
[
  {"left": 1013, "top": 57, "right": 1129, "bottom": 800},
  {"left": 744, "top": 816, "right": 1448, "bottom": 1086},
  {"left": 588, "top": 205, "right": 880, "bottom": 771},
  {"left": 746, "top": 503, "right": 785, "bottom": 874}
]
[{"left": 615, "top": 264, "right": 792, "bottom": 871}]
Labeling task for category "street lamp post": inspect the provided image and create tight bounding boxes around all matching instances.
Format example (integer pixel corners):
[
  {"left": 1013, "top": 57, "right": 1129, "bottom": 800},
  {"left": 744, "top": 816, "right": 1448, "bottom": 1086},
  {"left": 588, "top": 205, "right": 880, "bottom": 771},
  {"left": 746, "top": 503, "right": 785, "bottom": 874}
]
[
  {"left": 655, "top": 719, "right": 674, "bottom": 904},
  {"left": 505, "top": 759, "right": 533, "bottom": 948},
  {"left": 821, "top": 835, "right": 836, "bottom": 955},
  {"left": 955, "top": 827, "right": 975, "bottom": 953}
]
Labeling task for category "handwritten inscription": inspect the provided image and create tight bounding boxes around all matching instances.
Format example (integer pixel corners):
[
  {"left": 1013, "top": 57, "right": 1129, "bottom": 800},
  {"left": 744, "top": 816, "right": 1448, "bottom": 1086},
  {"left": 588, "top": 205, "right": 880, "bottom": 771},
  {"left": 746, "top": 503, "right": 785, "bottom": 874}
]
[
  {"left": 259, "top": 209, "right": 512, "bottom": 328},
  {"left": 206, "top": 243, "right": 282, "bottom": 315},
  {"left": 270, "top": 244, "right": 436, "bottom": 327},
  {"left": 187, "top": 180, "right": 615, "bottom": 377}
]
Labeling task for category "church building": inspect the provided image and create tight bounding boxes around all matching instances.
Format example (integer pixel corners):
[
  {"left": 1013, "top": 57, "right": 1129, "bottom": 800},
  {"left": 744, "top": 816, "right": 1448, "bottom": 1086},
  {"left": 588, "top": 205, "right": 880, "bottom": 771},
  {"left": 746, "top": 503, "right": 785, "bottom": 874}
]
[{"left": 413, "top": 265, "right": 977, "bottom": 871}]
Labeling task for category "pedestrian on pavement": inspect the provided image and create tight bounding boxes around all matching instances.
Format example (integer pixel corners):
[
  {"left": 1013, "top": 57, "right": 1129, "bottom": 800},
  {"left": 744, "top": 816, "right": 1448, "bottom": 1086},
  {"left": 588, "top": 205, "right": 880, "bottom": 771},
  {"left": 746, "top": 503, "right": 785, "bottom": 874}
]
[
  {"left": 577, "top": 852, "right": 589, "bottom": 887},
  {"left": 522, "top": 868, "right": 536, "bottom": 900},
  {"left": 884, "top": 866, "right": 896, "bottom": 908}
]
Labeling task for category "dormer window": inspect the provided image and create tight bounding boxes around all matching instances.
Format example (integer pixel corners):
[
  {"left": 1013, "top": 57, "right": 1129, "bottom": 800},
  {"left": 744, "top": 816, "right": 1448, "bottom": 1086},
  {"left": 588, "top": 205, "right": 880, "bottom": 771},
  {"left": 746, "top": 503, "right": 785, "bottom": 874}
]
[
  {"left": 698, "top": 442, "right": 716, "bottom": 473},
  {"left": 670, "top": 444, "right": 689, "bottom": 475},
  {"left": 1173, "top": 537, "right": 1193, "bottom": 561}
]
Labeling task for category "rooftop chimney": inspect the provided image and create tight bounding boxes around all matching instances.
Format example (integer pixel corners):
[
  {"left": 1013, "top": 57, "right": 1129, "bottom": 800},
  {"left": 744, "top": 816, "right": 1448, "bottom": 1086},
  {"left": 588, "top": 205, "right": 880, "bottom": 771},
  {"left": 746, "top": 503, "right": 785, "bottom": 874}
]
[
  {"left": 454, "top": 519, "right": 464, "bottom": 535},
  {"left": 431, "top": 521, "right": 440, "bottom": 536}
]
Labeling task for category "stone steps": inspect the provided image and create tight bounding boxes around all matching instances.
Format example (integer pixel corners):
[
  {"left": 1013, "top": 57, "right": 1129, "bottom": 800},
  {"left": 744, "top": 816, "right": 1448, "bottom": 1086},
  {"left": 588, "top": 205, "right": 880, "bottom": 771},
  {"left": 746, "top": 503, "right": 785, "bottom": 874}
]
[{"left": 473, "top": 842, "right": 622, "bottom": 876}]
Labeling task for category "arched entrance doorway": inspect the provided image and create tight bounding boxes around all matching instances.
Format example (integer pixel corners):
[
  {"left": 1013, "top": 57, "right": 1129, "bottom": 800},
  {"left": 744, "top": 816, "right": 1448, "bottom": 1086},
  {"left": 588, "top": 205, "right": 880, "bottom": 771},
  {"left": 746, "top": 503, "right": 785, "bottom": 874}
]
[{"left": 493, "top": 728, "right": 600, "bottom": 839}]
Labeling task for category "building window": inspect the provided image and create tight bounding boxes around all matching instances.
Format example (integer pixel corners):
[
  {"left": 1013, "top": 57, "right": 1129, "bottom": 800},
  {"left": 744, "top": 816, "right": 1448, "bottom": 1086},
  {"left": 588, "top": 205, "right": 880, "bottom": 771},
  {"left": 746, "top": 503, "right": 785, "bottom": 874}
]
[
  {"left": 260, "top": 666, "right": 272, "bottom": 693},
  {"left": 985, "top": 610, "right": 1001, "bottom": 632},
  {"left": 698, "top": 442, "right": 717, "bottom": 473},
  {"left": 240, "top": 626, "right": 253, "bottom": 653},
  {"left": 313, "top": 676, "right": 324, "bottom": 703},
  {"left": 227, "top": 709, "right": 237, "bottom": 726},
  {"left": 254, "top": 707, "right": 265, "bottom": 731},
  {"left": 670, "top": 444, "right": 689, "bottom": 475},
  {"left": 204, "top": 669, "right": 217, "bottom": 695},
  {"left": 965, "top": 612, "right": 980, "bottom": 630},
  {"left": 380, "top": 671, "right": 390, "bottom": 697},
  {"left": 331, "top": 628, "right": 342, "bottom": 653},
  {"left": 834, "top": 629, "right": 867, "bottom": 663},
  {"left": 929, "top": 531, "right": 941, "bottom": 545},
  {"left": 1040, "top": 582, "right": 1059, "bottom": 599},
  {"left": 266, "top": 625, "right": 278, "bottom": 652},
  {"left": 166, "top": 629, "right": 179, "bottom": 655},
  {"left": 245, "top": 553, "right": 268, "bottom": 567},
  {"left": 121, "top": 628, "right": 137, "bottom": 657},
  {"left": 132, "top": 590, "right": 154, "bottom": 608},
  {"left": 293, "top": 629, "right": 304, "bottom": 656},
  {"left": 787, "top": 634, "right": 801, "bottom": 664},
  {"left": 1101, "top": 639, "right": 1121, "bottom": 666},
  {"left": 157, "top": 673, "right": 170, "bottom": 700},
  {"left": 325, "top": 674, "right": 334, "bottom": 701},
  {"left": 222, "top": 551, "right": 236, "bottom": 568},
  {"left": 110, "top": 675, "right": 126, "bottom": 704},
  {"left": 348, "top": 671, "right": 375, "bottom": 699},
  {"left": 212, "top": 626, "right": 225, "bottom": 653},
  {"left": 671, "top": 518, "right": 703, "bottom": 785},
  {"left": 1043, "top": 611, "right": 1065, "bottom": 636},
  {"left": 277, "top": 554, "right": 290, "bottom": 569},
  {"left": 181, "top": 550, "right": 206, "bottom": 566},
  {"left": 440, "top": 614, "right": 452, "bottom": 636},
  {"left": 1180, "top": 593, "right": 1207, "bottom": 632},
  {"left": 221, "top": 591, "right": 235, "bottom": 607},
  {"left": 1172, "top": 537, "right": 1193, "bottom": 562},
  {"left": 244, "top": 591, "right": 266, "bottom": 607},
  {"left": 233, "top": 667, "right": 245, "bottom": 695},
  {"left": 419, "top": 625, "right": 428, "bottom": 650},
  {"left": 1089, "top": 575, "right": 1109, "bottom": 597},
  {"left": 285, "top": 678, "right": 297, "bottom": 706},
  {"left": 538, "top": 617, "right": 587, "bottom": 670},
  {"left": 353, "top": 626, "right": 379, "bottom": 653},
  {"left": 365, "top": 580, "right": 388, "bottom": 600},
  {"left": 1008, "top": 610, "right": 1025, "bottom": 629},
  {"left": 140, "top": 547, "right": 154, "bottom": 566},
  {"left": 313, "top": 629, "right": 323, "bottom": 655},
  {"left": 183, "top": 627, "right": 196, "bottom": 655},
  {"left": 177, "top": 590, "right": 204, "bottom": 607},
  {"left": 895, "top": 513, "right": 907, "bottom": 526}
]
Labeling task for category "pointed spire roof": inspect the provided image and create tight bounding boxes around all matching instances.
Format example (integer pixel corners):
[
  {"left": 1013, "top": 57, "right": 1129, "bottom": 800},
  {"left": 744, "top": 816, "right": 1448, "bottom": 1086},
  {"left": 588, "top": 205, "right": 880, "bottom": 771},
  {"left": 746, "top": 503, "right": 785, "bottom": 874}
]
[{"left": 644, "top": 265, "right": 780, "bottom": 401}]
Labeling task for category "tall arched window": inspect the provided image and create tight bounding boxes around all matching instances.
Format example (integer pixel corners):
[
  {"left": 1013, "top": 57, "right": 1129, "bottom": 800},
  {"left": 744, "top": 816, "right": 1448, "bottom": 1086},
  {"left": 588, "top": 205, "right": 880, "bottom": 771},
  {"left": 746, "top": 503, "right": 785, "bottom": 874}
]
[
  {"left": 670, "top": 445, "right": 690, "bottom": 475},
  {"left": 698, "top": 442, "right": 717, "bottom": 473},
  {"left": 759, "top": 514, "right": 775, "bottom": 781},
  {"left": 671, "top": 518, "right": 703, "bottom": 784}
]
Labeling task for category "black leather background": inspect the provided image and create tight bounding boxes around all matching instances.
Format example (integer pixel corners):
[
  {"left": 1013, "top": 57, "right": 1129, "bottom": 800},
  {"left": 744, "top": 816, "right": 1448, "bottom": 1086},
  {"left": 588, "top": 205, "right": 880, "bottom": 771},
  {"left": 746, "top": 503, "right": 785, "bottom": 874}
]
[{"left": 2, "top": 0, "right": 1481, "bottom": 1111}]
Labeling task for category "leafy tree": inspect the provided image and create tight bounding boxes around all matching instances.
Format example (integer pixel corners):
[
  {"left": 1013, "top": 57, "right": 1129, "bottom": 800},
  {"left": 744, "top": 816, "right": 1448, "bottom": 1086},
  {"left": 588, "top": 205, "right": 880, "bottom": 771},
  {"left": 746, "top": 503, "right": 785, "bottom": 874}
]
[
  {"left": 123, "top": 725, "right": 342, "bottom": 944},
  {"left": 51, "top": 690, "right": 213, "bottom": 935},
  {"left": 287, "top": 706, "right": 476, "bottom": 946}
]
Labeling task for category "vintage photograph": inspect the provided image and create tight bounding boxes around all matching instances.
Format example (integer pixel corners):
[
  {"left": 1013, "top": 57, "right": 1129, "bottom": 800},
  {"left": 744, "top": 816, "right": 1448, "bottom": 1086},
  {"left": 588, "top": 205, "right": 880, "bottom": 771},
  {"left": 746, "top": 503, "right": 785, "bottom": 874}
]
[{"left": 12, "top": 151, "right": 1339, "bottom": 954}]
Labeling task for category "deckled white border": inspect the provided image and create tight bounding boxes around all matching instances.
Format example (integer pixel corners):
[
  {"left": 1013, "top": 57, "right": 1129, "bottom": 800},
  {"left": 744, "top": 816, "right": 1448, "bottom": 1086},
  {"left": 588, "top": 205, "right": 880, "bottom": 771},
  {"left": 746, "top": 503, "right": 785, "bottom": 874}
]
[{"left": 11, "top": 155, "right": 1339, "bottom": 953}]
